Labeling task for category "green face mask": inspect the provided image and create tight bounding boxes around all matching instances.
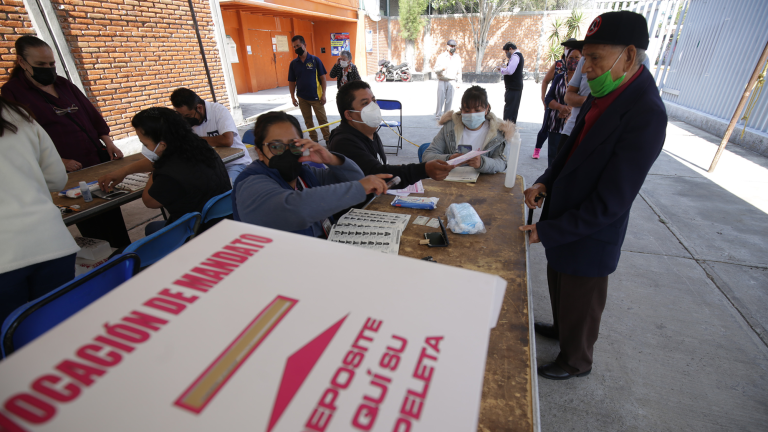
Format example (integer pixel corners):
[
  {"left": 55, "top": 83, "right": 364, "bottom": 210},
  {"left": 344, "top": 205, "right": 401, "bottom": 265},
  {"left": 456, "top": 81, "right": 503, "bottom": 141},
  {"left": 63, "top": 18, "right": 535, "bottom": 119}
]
[{"left": 588, "top": 48, "right": 627, "bottom": 98}]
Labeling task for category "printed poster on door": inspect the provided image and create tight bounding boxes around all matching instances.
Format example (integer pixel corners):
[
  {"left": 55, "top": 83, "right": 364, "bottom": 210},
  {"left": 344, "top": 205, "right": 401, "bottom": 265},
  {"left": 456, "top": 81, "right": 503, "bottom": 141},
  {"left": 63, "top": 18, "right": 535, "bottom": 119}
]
[{"left": 331, "top": 33, "right": 350, "bottom": 56}]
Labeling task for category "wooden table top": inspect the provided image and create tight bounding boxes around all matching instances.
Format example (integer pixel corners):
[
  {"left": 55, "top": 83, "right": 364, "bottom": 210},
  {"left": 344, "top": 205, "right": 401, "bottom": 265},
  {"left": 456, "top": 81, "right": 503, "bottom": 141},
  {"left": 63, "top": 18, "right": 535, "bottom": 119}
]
[
  {"left": 54, "top": 147, "right": 244, "bottom": 225},
  {"left": 366, "top": 173, "right": 536, "bottom": 432}
]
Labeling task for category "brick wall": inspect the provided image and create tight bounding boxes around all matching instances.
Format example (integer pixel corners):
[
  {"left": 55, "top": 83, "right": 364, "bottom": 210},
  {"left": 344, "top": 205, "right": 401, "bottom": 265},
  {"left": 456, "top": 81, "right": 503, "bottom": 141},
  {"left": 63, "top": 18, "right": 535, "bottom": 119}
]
[
  {"left": 1, "top": 0, "right": 230, "bottom": 142},
  {"left": 364, "top": 16, "right": 390, "bottom": 76},
  {"left": 53, "top": 0, "right": 229, "bottom": 140},
  {"left": 382, "top": 11, "right": 599, "bottom": 76},
  {"left": 0, "top": 0, "right": 36, "bottom": 82}
]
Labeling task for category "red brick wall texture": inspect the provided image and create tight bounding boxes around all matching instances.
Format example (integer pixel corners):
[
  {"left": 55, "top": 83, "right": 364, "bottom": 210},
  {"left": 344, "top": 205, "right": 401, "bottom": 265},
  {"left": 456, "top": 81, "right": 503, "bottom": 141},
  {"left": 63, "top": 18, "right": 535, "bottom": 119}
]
[
  {"left": 0, "top": 0, "right": 36, "bottom": 79},
  {"left": 1, "top": 0, "right": 229, "bottom": 141},
  {"left": 364, "top": 11, "right": 598, "bottom": 76}
]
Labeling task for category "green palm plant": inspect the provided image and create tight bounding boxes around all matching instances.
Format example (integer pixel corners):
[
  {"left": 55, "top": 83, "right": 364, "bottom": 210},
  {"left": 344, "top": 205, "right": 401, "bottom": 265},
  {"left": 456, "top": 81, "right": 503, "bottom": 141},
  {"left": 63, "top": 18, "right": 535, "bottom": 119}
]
[
  {"left": 545, "top": 42, "right": 564, "bottom": 64},
  {"left": 565, "top": 10, "right": 585, "bottom": 39},
  {"left": 547, "top": 17, "right": 565, "bottom": 45}
]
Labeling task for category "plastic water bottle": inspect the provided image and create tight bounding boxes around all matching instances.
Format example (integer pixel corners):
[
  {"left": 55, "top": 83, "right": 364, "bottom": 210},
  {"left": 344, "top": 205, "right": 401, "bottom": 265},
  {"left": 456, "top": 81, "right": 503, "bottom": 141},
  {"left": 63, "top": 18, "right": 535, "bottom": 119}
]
[
  {"left": 79, "top": 181, "right": 93, "bottom": 202},
  {"left": 505, "top": 130, "right": 521, "bottom": 188}
]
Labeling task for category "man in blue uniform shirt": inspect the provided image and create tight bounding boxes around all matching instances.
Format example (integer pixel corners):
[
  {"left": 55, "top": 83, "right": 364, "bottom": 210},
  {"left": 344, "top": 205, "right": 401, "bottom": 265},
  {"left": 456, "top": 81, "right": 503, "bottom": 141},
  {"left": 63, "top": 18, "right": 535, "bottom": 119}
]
[
  {"left": 520, "top": 11, "right": 667, "bottom": 380},
  {"left": 288, "top": 35, "right": 330, "bottom": 143}
]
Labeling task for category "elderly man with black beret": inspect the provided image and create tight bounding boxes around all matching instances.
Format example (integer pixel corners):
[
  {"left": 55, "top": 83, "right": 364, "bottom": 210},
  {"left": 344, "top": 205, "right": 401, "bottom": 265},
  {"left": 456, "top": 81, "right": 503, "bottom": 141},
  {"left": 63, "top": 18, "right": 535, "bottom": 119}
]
[{"left": 519, "top": 11, "right": 667, "bottom": 380}]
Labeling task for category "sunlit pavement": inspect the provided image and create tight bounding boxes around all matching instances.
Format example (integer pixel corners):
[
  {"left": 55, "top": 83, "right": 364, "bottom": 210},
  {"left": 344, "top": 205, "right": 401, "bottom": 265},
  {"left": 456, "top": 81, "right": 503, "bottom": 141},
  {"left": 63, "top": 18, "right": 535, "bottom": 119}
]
[{"left": 83, "top": 78, "right": 768, "bottom": 430}]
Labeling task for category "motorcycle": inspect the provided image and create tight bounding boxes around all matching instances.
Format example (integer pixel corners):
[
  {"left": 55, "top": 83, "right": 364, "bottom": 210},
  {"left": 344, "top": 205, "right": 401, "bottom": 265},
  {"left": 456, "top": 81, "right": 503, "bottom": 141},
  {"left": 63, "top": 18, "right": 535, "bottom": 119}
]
[{"left": 375, "top": 59, "right": 412, "bottom": 82}]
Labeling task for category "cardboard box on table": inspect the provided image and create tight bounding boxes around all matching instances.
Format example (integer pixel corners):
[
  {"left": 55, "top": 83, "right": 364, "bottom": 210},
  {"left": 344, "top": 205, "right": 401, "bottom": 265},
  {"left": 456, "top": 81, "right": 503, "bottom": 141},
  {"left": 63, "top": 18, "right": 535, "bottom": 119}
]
[{"left": 0, "top": 220, "right": 506, "bottom": 431}]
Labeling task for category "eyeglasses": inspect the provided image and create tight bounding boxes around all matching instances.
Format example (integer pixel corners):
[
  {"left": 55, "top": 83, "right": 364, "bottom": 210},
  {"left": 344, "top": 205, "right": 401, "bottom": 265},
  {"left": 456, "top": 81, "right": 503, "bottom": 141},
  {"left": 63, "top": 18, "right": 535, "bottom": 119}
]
[
  {"left": 53, "top": 104, "right": 78, "bottom": 116},
  {"left": 264, "top": 139, "right": 304, "bottom": 156}
]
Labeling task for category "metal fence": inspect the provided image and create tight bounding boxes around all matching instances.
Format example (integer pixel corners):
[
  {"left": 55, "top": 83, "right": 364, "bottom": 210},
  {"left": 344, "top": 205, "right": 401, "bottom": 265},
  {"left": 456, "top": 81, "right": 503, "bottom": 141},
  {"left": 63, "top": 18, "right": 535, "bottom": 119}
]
[{"left": 655, "top": 0, "right": 768, "bottom": 137}]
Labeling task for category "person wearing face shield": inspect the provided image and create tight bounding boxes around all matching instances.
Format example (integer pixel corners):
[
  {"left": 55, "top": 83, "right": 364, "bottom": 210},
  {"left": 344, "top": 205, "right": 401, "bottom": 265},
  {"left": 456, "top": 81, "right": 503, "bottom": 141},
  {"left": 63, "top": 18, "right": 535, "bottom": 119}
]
[
  {"left": 327, "top": 81, "right": 455, "bottom": 200},
  {"left": 170, "top": 87, "right": 252, "bottom": 183},
  {"left": 1, "top": 36, "right": 130, "bottom": 247},
  {"left": 233, "top": 111, "right": 392, "bottom": 238},
  {"left": 433, "top": 40, "right": 462, "bottom": 118},
  {"left": 496, "top": 42, "right": 525, "bottom": 123},
  {"left": 98, "top": 108, "right": 231, "bottom": 236},
  {"left": 422, "top": 86, "right": 513, "bottom": 174},
  {"left": 519, "top": 11, "right": 667, "bottom": 381},
  {"left": 329, "top": 51, "right": 361, "bottom": 89}
]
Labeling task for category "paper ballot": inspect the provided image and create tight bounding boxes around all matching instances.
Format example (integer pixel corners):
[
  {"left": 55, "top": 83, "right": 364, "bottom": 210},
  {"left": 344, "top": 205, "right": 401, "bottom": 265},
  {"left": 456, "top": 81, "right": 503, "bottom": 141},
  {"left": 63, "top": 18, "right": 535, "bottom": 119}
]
[
  {"left": 0, "top": 220, "right": 506, "bottom": 432},
  {"left": 446, "top": 150, "right": 489, "bottom": 166}
]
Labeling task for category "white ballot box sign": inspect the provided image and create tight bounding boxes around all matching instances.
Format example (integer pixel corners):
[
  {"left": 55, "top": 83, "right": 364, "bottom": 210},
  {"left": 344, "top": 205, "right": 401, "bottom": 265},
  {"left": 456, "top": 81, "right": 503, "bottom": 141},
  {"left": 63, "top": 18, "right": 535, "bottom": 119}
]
[{"left": 0, "top": 220, "right": 506, "bottom": 431}]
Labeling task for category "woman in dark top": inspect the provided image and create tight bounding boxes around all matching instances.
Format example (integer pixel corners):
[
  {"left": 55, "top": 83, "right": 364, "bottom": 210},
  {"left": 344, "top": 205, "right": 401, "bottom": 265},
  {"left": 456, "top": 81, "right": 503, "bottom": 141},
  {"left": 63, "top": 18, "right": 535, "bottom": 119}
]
[
  {"left": 114, "top": 107, "right": 231, "bottom": 236},
  {"left": 544, "top": 47, "right": 582, "bottom": 167},
  {"left": 329, "top": 51, "right": 361, "bottom": 89},
  {"left": 1, "top": 36, "right": 130, "bottom": 246},
  {"left": 1, "top": 36, "right": 123, "bottom": 171}
]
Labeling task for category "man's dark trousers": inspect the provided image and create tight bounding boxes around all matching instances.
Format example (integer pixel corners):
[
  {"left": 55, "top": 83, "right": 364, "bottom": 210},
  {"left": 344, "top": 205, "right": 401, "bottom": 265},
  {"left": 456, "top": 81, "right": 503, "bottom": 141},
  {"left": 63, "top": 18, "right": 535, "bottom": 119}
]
[
  {"left": 504, "top": 89, "right": 522, "bottom": 123},
  {"left": 547, "top": 265, "right": 608, "bottom": 375}
]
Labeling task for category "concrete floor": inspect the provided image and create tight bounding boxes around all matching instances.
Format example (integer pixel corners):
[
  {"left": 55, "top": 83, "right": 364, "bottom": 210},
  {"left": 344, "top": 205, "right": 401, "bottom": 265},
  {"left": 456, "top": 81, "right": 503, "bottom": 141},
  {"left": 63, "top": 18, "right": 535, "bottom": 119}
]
[{"left": 87, "top": 79, "right": 768, "bottom": 431}]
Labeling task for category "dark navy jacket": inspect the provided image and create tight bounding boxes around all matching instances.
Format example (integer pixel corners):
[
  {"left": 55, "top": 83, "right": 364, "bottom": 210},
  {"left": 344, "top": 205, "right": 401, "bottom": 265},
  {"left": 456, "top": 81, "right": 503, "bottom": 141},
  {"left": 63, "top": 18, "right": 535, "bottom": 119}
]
[{"left": 535, "top": 67, "right": 667, "bottom": 277}]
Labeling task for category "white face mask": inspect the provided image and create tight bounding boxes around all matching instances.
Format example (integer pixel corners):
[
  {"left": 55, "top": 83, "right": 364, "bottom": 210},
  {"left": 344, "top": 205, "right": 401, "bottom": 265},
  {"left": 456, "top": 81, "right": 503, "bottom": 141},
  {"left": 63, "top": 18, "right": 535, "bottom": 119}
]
[
  {"left": 141, "top": 144, "right": 159, "bottom": 162},
  {"left": 349, "top": 103, "right": 382, "bottom": 128},
  {"left": 461, "top": 111, "right": 486, "bottom": 130},
  {"left": 340, "top": 60, "right": 349, "bottom": 68}
]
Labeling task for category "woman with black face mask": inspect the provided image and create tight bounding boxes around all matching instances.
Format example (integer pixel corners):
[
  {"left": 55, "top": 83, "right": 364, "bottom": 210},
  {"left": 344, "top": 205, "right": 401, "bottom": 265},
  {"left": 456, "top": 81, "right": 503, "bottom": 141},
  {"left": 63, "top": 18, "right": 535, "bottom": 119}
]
[
  {"left": 232, "top": 112, "right": 392, "bottom": 238},
  {"left": 1, "top": 36, "right": 123, "bottom": 172},
  {"left": 1, "top": 36, "right": 131, "bottom": 247}
]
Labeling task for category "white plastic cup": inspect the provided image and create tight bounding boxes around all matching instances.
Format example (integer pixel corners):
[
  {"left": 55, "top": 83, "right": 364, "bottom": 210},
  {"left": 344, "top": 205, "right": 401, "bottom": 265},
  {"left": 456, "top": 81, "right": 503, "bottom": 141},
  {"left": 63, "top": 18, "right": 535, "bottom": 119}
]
[{"left": 505, "top": 130, "right": 521, "bottom": 188}]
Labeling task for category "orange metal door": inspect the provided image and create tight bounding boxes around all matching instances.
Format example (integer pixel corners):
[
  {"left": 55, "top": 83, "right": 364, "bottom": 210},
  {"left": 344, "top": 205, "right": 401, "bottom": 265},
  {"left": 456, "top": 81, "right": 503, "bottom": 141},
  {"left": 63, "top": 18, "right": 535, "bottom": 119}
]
[
  {"left": 250, "top": 30, "right": 278, "bottom": 91},
  {"left": 271, "top": 31, "right": 292, "bottom": 87}
]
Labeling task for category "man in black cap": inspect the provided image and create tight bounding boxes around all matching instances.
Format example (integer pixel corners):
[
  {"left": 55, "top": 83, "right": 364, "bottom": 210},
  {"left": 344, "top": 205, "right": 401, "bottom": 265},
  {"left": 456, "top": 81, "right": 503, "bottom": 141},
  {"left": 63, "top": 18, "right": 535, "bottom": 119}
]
[
  {"left": 497, "top": 42, "right": 524, "bottom": 123},
  {"left": 433, "top": 39, "right": 462, "bottom": 118},
  {"left": 519, "top": 11, "right": 667, "bottom": 380}
]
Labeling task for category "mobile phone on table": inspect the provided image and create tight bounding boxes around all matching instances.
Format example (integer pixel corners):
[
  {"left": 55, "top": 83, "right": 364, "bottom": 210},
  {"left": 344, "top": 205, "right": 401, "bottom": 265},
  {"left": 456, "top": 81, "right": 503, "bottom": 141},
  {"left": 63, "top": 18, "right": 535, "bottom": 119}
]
[
  {"left": 92, "top": 189, "right": 130, "bottom": 200},
  {"left": 424, "top": 217, "right": 449, "bottom": 247}
]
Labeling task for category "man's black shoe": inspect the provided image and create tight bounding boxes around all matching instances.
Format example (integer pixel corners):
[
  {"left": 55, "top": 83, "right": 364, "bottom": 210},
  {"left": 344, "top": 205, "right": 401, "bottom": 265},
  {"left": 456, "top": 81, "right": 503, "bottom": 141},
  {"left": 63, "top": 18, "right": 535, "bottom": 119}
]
[
  {"left": 533, "top": 322, "right": 559, "bottom": 340},
  {"left": 537, "top": 363, "right": 591, "bottom": 380}
]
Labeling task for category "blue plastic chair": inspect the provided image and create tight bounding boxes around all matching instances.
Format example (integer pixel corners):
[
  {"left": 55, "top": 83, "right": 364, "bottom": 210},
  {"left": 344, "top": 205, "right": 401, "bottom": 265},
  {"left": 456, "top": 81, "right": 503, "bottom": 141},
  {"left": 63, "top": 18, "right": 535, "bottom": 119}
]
[
  {"left": 242, "top": 129, "right": 255, "bottom": 145},
  {"left": 1, "top": 253, "right": 140, "bottom": 358},
  {"left": 194, "top": 191, "right": 233, "bottom": 236},
  {"left": 123, "top": 212, "right": 201, "bottom": 269},
  {"left": 201, "top": 190, "right": 232, "bottom": 225},
  {"left": 376, "top": 99, "right": 403, "bottom": 155},
  {"left": 418, "top": 143, "right": 430, "bottom": 163}
]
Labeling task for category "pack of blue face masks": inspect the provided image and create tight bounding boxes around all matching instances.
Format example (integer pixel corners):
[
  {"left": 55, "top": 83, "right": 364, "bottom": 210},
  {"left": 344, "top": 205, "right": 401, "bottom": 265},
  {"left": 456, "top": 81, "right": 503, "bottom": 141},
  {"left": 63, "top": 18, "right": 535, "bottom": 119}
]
[
  {"left": 391, "top": 196, "right": 439, "bottom": 210},
  {"left": 446, "top": 203, "right": 486, "bottom": 234}
]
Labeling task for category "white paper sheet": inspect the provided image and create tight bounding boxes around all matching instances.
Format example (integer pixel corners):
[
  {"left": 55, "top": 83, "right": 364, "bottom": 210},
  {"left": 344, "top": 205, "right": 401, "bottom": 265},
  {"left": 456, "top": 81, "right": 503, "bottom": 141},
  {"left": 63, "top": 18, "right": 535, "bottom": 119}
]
[{"left": 446, "top": 150, "right": 489, "bottom": 166}]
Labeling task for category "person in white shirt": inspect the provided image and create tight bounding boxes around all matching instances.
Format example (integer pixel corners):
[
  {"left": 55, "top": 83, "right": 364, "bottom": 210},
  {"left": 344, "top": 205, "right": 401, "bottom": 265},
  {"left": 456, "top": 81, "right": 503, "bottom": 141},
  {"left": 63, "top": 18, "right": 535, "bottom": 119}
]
[
  {"left": 170, "top": 88, "right": 252, "bottom": 182},
  {"left": 0, "top": 96, "right": 80, "bottom": 325},
  {"left": 423, "top": 86, "right": 513, "bottom": 174},
  {"left": 433, "top": 39, "right": 463, "bottom": 118}
]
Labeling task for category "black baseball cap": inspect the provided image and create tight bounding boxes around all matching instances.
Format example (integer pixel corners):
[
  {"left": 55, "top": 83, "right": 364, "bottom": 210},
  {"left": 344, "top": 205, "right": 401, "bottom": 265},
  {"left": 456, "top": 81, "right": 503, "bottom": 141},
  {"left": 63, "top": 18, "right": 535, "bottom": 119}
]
[
  {"left": 447, "top": 39, "right": 457, "bottom": 46},
  {"left": 561, "top": 11, "right": 649, "bottom": 50}
]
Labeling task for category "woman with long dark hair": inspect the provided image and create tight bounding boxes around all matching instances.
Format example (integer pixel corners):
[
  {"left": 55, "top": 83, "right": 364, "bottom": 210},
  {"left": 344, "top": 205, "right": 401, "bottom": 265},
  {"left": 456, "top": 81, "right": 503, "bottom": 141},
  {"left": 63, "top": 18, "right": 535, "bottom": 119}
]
[
  {"left": 0, "top": 96, "right": 79, "bottom": 325},
  {"left": 544, "top": 48, "right": 582, "bottom": 167},
  {"left": 99, "top": 107, "right": 231, "bottom": 236},
  {"left": 233, "top": 111, "right": 390, "bottom": 237},
  {"left": 1, "top": 36, "right": 130, "bottom": 247}
]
